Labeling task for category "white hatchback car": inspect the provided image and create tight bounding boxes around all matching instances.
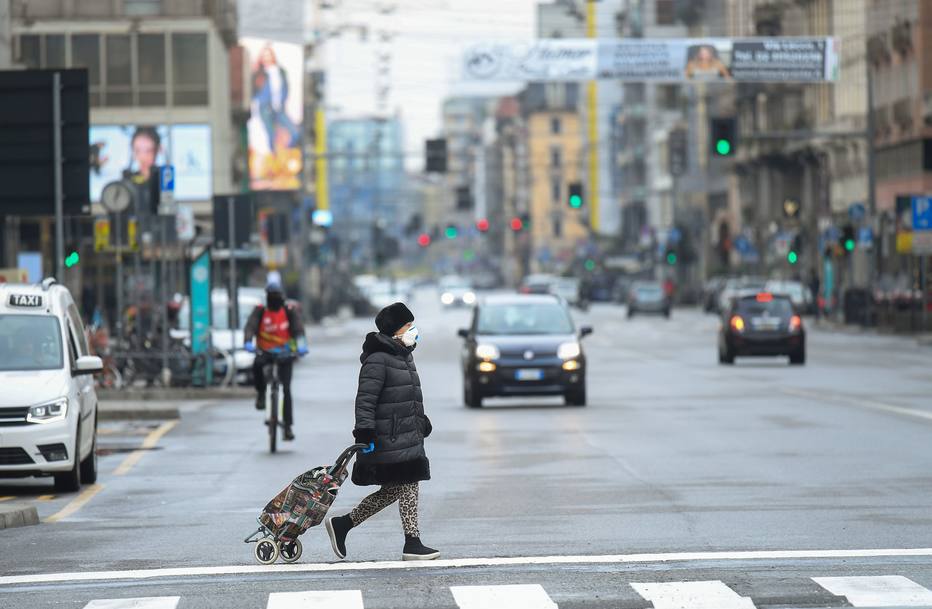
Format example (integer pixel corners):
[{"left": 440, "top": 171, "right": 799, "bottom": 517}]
[{"left": 0, "top": 279, "right": 102, "bottom": 491}]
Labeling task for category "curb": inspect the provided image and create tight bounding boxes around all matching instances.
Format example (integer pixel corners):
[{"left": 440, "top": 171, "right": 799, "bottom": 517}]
[
  {"left": 98, "top": 408, "right": 181, "bottom": 421},
  {"left": 0, "top": 504, "right": 39, "bottom": 530},
  {"left": 98, "top": 388, "right": 252, "bottom": 401}
]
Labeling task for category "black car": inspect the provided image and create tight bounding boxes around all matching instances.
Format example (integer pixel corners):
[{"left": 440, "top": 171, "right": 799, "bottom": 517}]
[
  {"left": 719, "top": 292, "right": 805, "bottom": 365},
  {"left": 627, "top": 281, "right": 671, "bottom": 318},
  {"left": 458, "top": 294, "right": 592, "bottom": 408}
]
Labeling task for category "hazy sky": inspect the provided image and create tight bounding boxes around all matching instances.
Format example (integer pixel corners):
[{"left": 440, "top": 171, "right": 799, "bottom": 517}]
[{"left": 319, "top": 0, "right": 538, "bottom": 159}]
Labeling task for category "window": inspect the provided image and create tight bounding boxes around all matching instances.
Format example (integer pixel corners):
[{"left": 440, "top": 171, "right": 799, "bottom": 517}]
[
  {"left": 656, "top": 0, "right": 676, "bottom": 25},
  {"left": 550, "top": 146, "right": 562, "bottom": 167},
  {"left": 553, "top": 216, "right": 562, "bottom": 238},
  {"left": 18, "top": 35, "right": 40, "bottom": 68},
  {"left": 550, "top": 116, "right": 561, "bottom": 134},
  {"left": 124, "top": 0, "right": 163, "bottom": 16},
  {"left": 72, "top": 34, "right": 101, "bottom": 105},
  {"left": 137, "top": 33, "right": 166, "bottom": 105},
  {"left": 0, "top": 316, "right": 64, "bottom": 372},
  {"left": 106, "top": 35, "right": 132, "bottom": 106},
  {"left": 172, "top": 33, "right": 208, "bottom": 106},
  {"left": 45, "top": 35, "right": 66, "bottom": 68},
  {"left": 659, "top": 84, "right": 680, "bottom": 110},
  {"left": 551, "top": 178, "right": 562, "bottom": 203}
]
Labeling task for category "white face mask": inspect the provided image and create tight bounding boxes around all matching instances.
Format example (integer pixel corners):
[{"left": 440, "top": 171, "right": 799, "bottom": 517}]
[{"left": 397, "top": 325, "right": 419, "bottom": 347}]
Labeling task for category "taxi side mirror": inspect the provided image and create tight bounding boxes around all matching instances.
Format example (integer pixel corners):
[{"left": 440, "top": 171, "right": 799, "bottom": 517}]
[
  {"left": 457, "top": 328, "right": 469, "bottom": 339},
  {"left": 73, "top": 355, "right": 104, "bottom": 376},
  {"left": 579, "top": 326, "right": 593, "bottom": 338}
]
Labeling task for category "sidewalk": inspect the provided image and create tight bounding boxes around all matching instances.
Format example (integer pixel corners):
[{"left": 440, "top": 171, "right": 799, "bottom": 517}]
[
  {"left": 98, "top": 389, "right": 251, "bottom": 420},
  {"left": 811, "top": 317, "right": 932, "bottom": 347},
  {"left": 0, "top": 503, "right": 39, "bottom": 530}
]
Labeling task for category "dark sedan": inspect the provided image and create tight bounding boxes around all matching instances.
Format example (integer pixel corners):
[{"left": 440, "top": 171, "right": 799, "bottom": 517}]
[
  {"left": 719, "top": 292, "right": 805, "bottom": 365},
  {"left": 458, "top": 294, "right": 592, "bottom": 408},
  {"left": 627, "top": 281, "right": 671, "bottom": 318}
]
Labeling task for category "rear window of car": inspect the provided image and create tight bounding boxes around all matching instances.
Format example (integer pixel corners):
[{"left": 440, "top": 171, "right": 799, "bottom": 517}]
[
  {"left": 477, "top": 303, "right": 574, "bottom": 335},
  {"left": 736, "top": 297, "right": 794, "bottom": 318}
]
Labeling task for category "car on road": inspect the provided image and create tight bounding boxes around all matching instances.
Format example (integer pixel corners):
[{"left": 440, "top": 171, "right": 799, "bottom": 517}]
[
  {"left": 719, "top": 292, "right": 805, "bottom": 365},
  {"left": 458, "top": 294, "right": 592, "bottom": 408},
  {"left": 0, "top": 279, "right": 103, "bottom": 491},
  {"left": 518, "top": 273, "right": 559, "bottom": 295},
  {"left": 439, "top": 275, "right": 476, "bottom": 307},
  {"left": 702, "top": 276, "right": 727, "bottom": 313},
  {"left": 627, "top": 281, "right": 671, "bottom": 318},
  {"left": 550, "top": 277, "right": 582, "bottom": 307},
  {"left": 765, "top": 279, "right": 814, "bottom": 314},
  {"left": 717, "top": 276, "right": 767, "bottom": 313}
]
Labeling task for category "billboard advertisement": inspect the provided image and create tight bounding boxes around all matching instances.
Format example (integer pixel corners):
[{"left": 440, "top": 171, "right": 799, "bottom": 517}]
[
  {"left": 462, "top": 38, "right": 838, "bottom": 83},
  {"left": 89, "top": 124, "right": 212, "bottom": 202},
  {"left": 241, "top": 38, "right": 303, "bottom": 191}
]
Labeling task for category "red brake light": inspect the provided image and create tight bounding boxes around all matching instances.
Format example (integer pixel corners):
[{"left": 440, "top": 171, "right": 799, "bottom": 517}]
[
  {"left": 789, "top": 314, "right": 802, "bottom": 332},
  {"left": 730, "top": 315, "right": 745, "bottom": 332},
  {"left": 756, "top": 292, "right": 773, "bottom": 302}
]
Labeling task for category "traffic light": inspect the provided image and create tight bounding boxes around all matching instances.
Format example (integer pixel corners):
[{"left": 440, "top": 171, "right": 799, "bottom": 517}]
[
  {"left": 665, "top": 247, "right": 677, "bottom": 265},
  {"left": 509, "top": 216, "right": 524, "bottom": 232},
  {"left": 444, "top": 224, "right": 458, "bottom": 239},
  {"left": 787, "top": 234, "right": 801, "bottom": 265},
  {"left": 64, "top": 251, "right": 80, "bottom": 268},
  {"left": 710, "top": 117, "right": 736, "bottom": 157},
  {"left": 476, "top": 218, "right": 489, "bottom": 233},
  {"left": 425, "top": 138, "right": 447, "bottom": 173},
  {"left": 668, "top": 128, "right": 687, "bottom": 176},
  {"left": 416, "top": 233, "right": 431, "bottom": 247},
  {"left": 567, "top": 182, "right": 584, "bottom": 209},
  {"left": 455, "top": 186, "right": 472, "bottom": 211},
  {"left": 840, "top": 224, "right": 856, "bottom": 253}
]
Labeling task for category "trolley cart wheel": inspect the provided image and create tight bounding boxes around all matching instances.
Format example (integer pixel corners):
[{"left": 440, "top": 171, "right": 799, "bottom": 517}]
[
  {"left": 280, "top": 539, "right": 303, "bottom": 563},
  {"left": 254, "top": 537, "right": 280, "bottom": 565}
]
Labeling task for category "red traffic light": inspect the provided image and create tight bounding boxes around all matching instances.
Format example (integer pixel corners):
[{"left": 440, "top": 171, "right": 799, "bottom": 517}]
[
  {"left": 510, "top": 217, "right": 523, "bottom": 232},
  {"left": 416, "top": 233, "right": 431, "bottom": 247},
  {"left": 476, "top": 218, "right": 490, "bottom": 232}
]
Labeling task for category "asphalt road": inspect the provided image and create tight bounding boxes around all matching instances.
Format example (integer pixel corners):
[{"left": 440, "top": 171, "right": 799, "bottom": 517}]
[{"left": 3, "top": 289, "right": 932, "bottom": 608}]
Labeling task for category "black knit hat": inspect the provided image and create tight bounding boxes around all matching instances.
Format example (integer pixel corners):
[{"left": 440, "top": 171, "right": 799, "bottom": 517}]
[{"left": 375, "top": 302, "right": 414, "bottom": 336}]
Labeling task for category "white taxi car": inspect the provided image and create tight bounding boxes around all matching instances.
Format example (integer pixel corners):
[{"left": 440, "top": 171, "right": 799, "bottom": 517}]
[{"left": 0, "top": 279, "right": 102, "bottom": 491}]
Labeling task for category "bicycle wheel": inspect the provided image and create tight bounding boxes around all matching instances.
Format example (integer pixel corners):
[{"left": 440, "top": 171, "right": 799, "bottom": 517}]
[{"left": 269, "top": 382, "right": 278, "bottom": 454}]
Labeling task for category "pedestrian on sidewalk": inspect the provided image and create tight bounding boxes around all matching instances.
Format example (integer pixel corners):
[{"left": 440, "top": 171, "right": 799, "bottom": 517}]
[{"left": 326, "top": 302, "right": 439, "bottom": 561}]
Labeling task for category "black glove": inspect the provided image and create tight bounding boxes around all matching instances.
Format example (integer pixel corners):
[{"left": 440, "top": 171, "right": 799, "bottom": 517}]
[
  {"left": 420, "top": 415, "right": 432, "bottom": 438},
  {"left": 353, "top": 427, "right": 377, "bottom": 445}
]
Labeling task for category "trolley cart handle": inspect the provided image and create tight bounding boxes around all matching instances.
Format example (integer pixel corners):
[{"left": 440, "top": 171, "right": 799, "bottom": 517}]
[{"left": 328, "top": 443, "right": 370, "bottom": 476}]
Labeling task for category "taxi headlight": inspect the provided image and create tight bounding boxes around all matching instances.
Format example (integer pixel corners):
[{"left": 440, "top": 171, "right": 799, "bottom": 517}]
[
  {"left": 27, "top": 398, "right": 68, "bottom": 424},
  {"left": 463, "top": 291, "right": 477, "bottom": 304},
  {"left": 475, "top": 344, "right": 501, "bottom": 360},
  {"left": 440, "top": 292, "right": 454, "bottom": 305},
  {"left": 557, "top": 342, "right": 581, "bottom": 360}
]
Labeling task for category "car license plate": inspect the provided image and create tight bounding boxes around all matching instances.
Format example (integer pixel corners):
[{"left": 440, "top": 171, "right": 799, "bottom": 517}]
[
  {"left": 752, "top": 317, "right": 779, "bottom": 330},
  {"left": 515, "top": 369, "right": 544, "bottom": 381}
]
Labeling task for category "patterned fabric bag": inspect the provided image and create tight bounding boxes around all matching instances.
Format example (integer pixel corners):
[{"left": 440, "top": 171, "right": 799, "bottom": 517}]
[{"left": 258, "top": 464, "right": 349, "bottom": 541}]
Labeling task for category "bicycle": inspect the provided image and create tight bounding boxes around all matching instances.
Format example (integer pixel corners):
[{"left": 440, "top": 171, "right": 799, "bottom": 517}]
[{"left": 257, "top": 347, "right": 298, "bottom": 454}]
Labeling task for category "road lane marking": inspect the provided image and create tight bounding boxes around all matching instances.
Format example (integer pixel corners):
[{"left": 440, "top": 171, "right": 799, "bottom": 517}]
[
  {"left": 83, "top": 597, "right": 180, "bottom": 609},
  {"left": 631, "top": 581, "right": 756, "bottom": 608},
  {"left": 44, "top": 484, "right": 104, "bottom": 524},
  {"left": 782, "top": 388, "right": 932, "bottom": 423},
  {"left": 451, "top": 584, "right": 558, "bottom": 609},
  {"left": 5, "top": 548, "right": 932, "bottom": 587},
  {"left": 812, "top": 576, "right": 932, "bottom": 606},
  {"left": 0, "top": 496, "right": 13, "bottom": 502},
  {"left": 37, "top": 494, "right": 55, "bottom": 501},
  {"left": 113, "top": 421, "right": 178, "bottom": 476},
  {"left": 267, "top": 590, "right": 364, "bottom": 609}
]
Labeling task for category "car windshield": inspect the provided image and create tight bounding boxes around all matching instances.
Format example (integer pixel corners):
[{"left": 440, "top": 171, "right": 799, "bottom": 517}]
[
  {"left": 635, "top": 284, "right": 663, "bottom": 297},
  {"left": 477, "top": 303, "right": 574, "bottom": 335},
  {"left": 0, "top": 315, "right": 63, "bottom": 371},
  {"left": 767, "top": 282, "right": 804, "bottom": 299},
  {"left": 736, "top": 298, "right": 794, "bottom": 318}
]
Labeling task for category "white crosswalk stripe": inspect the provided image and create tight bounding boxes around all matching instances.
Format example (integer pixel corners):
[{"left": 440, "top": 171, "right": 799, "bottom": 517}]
[
  {"left": 813, "top": 575, "right": 932, "bottom": 607},
  {"left": 450, "top": 584, "right": 559, "bottom": 609},
  {"left": 266, "top": 590, "right": 365, "bottom": 609},
  {"left": 82, "top": 598, "right": 180, "bottom": 609},
  {"left": 630, "top": 580, "right": 756, "bottom": 609}
]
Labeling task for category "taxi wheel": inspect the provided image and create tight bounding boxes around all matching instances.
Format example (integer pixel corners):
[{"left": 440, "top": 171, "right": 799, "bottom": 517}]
[
  {"left": 54, "top": 423, "right": 82, "bottom": 492},
  {"left": 80, "top": 419, "right": 98, "bottom": 484}
]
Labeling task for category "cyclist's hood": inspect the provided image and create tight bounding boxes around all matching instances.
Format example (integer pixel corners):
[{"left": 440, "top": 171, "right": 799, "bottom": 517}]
[{"left": 360, "top": 331, "right": 414, "bottom": 363}]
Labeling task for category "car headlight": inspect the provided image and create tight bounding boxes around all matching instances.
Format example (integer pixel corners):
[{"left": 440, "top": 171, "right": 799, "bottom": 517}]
[
  {"left": 463, "top": 291, "right": 477, "bottom": 304},
  {"left": 475, "top": 344, "right": 501, "bottom": 360},
  {"left": 557, "top": 342, "right": 581, "bottom": 360},
  {"left": 26, "top": 398, "right": 68, "bottom": 424},
  {"left": 441, "top": 292, "right": 454, "bottom": 305}
]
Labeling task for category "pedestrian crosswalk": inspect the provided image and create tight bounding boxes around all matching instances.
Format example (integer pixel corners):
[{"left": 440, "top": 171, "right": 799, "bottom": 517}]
[{"left": 77, "top": 576, "right": 932, "bottom": 608}]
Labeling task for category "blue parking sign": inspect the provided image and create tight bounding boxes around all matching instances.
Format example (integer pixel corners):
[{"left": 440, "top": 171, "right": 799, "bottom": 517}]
[
  {"left": 913, "top": 195, "right": 932, "bottom": 231},
  {"left": 160, "top": 165, "right": 175, "bottom": 193}
]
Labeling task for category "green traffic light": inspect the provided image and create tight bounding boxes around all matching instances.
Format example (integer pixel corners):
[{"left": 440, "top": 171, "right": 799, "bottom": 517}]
[
  {"left": 64, "top": 251, "right": 79, "bottom": 268},
  {"left": 666, "top": 252, "right": 677, "bottom": 265},
  {"left": 569, "top": 195, "right": 583, "bottom": 209},
  {"left": 715, "top": 139, "right": 732, "bottom": 155},
  {"left": 584, "top": 259, "right": 595, "bottom": 271},
  {"left": 844, "top": 239, "right": 855, "bottom": 252},
  {"left": 787, "top": 251, "right": 798, "bottom": 265},
  {"left": 445, "top": 226, "right": 458, "bottom": 239}
]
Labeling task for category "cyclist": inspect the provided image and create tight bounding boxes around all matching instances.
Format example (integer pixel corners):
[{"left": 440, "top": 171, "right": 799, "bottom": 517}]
[{"left": 244, "top": 282, "right": 307, "bottom": 441}]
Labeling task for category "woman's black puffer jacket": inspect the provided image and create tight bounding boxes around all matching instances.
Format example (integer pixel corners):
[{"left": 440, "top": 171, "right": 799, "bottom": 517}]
[{"left": 351, "top": 332, "right": 431, "bottom": 486}]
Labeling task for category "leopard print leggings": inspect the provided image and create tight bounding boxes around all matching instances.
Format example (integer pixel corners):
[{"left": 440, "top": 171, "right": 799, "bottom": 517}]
[{"left": 348, "top": 482, "right": 419, "bottom": 537}]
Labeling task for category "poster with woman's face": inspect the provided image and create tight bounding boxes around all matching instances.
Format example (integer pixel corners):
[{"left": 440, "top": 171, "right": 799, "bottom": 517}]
[
  {"left": 684, "top": 43, "right": 732, "bottom": 80},
  {"left": 241, "top": 37, "right": 304, "bottom": 191}
]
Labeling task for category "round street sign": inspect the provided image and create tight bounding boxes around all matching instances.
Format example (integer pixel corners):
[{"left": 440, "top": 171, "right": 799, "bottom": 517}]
[{"left": 100, "top": 181, "right": 133, "bottom": 213}]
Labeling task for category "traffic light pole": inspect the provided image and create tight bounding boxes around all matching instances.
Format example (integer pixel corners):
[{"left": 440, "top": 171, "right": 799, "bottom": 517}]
[{"left": 52, "top": 72, "right": 65, "bottom": 281}]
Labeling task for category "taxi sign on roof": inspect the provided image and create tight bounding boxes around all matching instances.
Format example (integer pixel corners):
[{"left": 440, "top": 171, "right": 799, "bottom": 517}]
[{"left": 8, "top": 293, "right": 43, "bottom": 308}]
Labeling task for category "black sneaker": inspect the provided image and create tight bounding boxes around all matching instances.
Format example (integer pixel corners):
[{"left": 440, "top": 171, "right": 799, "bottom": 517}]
[
  {"left": 402, "top": 536, "right": 440, "bottom": 561},
  {"left": 325, "top": 514, "right": 352, "bottom": 559},
  {"left": 255, "top": 395, "right": 264, "bottom": 410},
  {"left": 284, "top": 426, "right": 295, "bottom": 441}
]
